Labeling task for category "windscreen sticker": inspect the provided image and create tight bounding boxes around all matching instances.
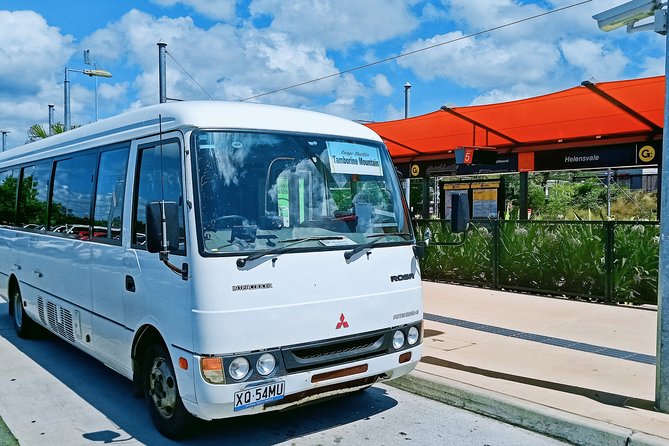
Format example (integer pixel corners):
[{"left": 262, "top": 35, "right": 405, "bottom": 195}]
[
  {"left": 327, "top": 142, "right": 383, "bottom": 176},
  {"left": 320, "top": 236, "right": 355, "bottom": 247}
]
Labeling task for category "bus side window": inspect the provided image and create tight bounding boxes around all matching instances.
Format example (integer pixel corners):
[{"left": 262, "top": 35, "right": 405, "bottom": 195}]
[
  {"left": 17, "top": 163, "right": 52, "bottom": 231},
  {"left": 49, "top": 154, "right": 97, "bottom": 238},
  {"left": 93, "top": 147, "right": 129, "bottom": 242},
  {"left": 0, "top": 169, "right": 19, "bottom": 227},
  {"left": 132, "top": 141, "right": 185, "bottom": 253}
]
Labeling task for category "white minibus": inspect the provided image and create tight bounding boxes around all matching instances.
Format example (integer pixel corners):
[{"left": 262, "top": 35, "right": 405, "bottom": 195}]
[{"left": 0, "top": 101, "right": 423, "bottom": 438}]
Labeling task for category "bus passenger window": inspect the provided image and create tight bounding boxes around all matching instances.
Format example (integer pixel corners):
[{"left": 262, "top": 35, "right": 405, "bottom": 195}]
[
  {"left": 17, "top": 163, "right": 51, "bottom": 231},
  {"left": 49, "top": 154, "right": 96, "bottom": 238},
  {"left": 0, "top": 169, "right": 19, "bottom": 226},
  {"left": 133, "top": 141, "right": 185, "bottom": 253},
  {"left": 93, "top": 148, "right": 129, "bottom": 242}
]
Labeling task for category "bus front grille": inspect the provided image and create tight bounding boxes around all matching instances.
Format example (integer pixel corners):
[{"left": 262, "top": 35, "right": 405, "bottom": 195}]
[{"left": 281, "top": 329, "right": 391, "bottom": 373}]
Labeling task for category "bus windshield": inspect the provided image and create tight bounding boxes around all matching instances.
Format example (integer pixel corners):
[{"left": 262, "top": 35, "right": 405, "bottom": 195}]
[{"left": 193, "top": 131, "right": 411, "bottom": 255}]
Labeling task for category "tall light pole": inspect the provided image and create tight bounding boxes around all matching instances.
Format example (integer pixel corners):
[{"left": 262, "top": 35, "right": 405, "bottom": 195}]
[
  {"left": 403, "top": 82, "right": 412, "bottom": 209},
  {"left": 158, "top": 41, "right": 167, "bottom": 103},
  {"left": 594, "top": 0, "right": 669, "bottom": 411},
  {"left": 84, "top": 50, "right": 102, "bottom": 121},
  {"left": 0, "top": 130, "right": 9, "bottom": 152},
  {"left": 404, "top": 82, "right": 411, "bottom": 119},
  {"left": 64, "top": 66, "right": 112, "bottom": 132},
  {"left": 48, "top": 104, "right": 54, "bottom": 136}
]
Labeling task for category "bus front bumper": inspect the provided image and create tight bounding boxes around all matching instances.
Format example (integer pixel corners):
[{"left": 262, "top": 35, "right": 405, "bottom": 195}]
[{"left": 184, "top": 344, "right": 421, "bottom": 420}]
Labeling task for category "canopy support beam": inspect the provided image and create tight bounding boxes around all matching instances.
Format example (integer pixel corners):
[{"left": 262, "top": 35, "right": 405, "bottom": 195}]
[
  {"left": 377, "top": 135, "right": 424, "bottom": 155},
  {"left": 581, "top": 80, "right": 662, "bottom": 134},
  {"left": 440, "top": 106, "right": 520, "bottom": 145}
]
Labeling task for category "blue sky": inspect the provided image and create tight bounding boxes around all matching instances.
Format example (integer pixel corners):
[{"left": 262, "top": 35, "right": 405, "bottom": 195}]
[{"left": 0, "top": 0, "right": 664, "bottom": 149}]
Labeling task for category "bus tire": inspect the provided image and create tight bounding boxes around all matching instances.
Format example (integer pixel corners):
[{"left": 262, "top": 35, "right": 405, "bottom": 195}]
[
  {"left": 143, "top": 343, "right": 194, "bottom": 439},
  {"left": 10, "top": 286, "right": 38, "bottom": 338}
]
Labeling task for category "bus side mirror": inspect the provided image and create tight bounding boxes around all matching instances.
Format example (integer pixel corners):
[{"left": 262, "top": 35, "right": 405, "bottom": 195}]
[
  {"left": 451, "top": 192, "right": 470, "bottom": 233},
  {"left": 413, "top": 244, "right": 426, "bottom": 259},
  {"left": 146, "top": 201, "right": 180, "bottom": 257}
]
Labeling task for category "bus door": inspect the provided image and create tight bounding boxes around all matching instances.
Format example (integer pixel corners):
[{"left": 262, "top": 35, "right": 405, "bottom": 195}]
[{"left": 125, "top": 136, "right": 192, "bottom": 353}]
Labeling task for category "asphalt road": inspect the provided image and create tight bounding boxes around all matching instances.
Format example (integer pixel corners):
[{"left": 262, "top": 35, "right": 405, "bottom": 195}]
[{"left": 0, "top": 301, "right": 567, "bottom": 445}]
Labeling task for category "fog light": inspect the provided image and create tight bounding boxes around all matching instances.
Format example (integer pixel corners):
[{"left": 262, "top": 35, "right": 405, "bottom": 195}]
[
  {"left": 256, "top": 353, "right": 276, "bottom": 376},
  {"left": 407, "top": 326, "right": 419, "bottom": 345},
  {"left": 392, "top": 330, "right": 405, "bottom": 349},
  {"left": 229, "top": 357, "right": 250, "bottom": 380},
  {"left": 201, "top": 357, "right": 225, "bottom": 384}
]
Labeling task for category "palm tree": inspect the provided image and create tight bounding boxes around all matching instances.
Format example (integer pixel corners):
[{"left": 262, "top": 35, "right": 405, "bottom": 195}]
[{"left": 26, "top": 123, "right": 65, "bottom": 143}]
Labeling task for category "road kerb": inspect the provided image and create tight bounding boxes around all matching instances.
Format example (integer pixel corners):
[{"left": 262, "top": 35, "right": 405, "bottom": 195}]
[{"left": 387, "top": 370, "right": 668, "bottom": 446}]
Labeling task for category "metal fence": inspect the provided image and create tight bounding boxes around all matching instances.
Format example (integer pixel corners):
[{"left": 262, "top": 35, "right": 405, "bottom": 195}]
[{"left": 413, "top": 219, "right": 659, "bottom": 305}]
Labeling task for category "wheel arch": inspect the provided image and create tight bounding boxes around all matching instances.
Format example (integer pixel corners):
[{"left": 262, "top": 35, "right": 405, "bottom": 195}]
[
  {"left": 131, "top": 324, "right": 167, "bottom": 395},
  {"left": 7, "top": 274, "right": 19, "bottom": 316}
]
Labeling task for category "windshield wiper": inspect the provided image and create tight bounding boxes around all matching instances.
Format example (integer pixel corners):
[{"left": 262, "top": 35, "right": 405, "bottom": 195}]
[
  {"left": 344, "top": 232, "right": 413, "bottom": 260},
  {"left": 236, "top": 236, "right": 345, "bottom": 267}
]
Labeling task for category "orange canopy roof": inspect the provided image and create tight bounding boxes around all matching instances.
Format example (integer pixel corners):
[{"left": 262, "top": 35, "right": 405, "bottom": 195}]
[{"left": 366, "top": 76, "right": 664, "bottom": 162}]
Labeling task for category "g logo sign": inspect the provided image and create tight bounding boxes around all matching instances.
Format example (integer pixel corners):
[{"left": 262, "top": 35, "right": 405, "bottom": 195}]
[
  {"left": 410, "top": 164, "right": 420, "bottom": 177},
  {"left": 639, "top": 145, "right": 656, "bottom": 163}
]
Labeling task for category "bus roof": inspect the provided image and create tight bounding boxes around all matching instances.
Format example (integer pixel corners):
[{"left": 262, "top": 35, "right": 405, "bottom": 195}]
[{"left": 0, "top": 101, "right": 382, "bottom": 166}]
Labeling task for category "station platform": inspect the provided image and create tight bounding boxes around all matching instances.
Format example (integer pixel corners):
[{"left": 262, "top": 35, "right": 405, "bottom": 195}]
[{"left": 388, "top": 282, "right": 668, "bottom": 446}]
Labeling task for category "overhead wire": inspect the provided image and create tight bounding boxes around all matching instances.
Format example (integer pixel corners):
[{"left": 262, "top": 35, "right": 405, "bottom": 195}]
[
  {"left": 165, "top": 49, "right": 215, "bottom": 100},
  {"left": 240, "top": 0, "right": 593, "bottom": 102}
]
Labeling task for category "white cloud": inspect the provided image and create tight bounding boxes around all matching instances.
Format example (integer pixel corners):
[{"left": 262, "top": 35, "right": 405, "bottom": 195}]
[
  {"left": 397, "top": 31, "right": 561, "bottom": 89},
  {"left": 151, "top": 0, "right": 237, "bottom": 21},
  {"left": 395, "top": 1, "right": 662, "bottom": 106},
  {"left": 98, "top": 82, "right": 130, "bottom": 101},
  {"left": 0, "top": 11, "right": 73, "bottom": 97},
  {"left": 639, "top": 56, "right": 664, "bottom": 77},
  {"left": 249, "top": 0, "right": 421, "bottom": 49},
  {"left": 81, "top": 9, "right": 368, "bottom": 118},
  {"left": 0, "top": 11, "right": 75, "bottom": 147},
  {"left": 383, "top": 103, "right": 405, "bottom": 121},
  {"left": 559, "top": 38, "right": 628, "bottom": 81},
  {"left": 372, "top": 74, "right": 394, "bottom": 96}
]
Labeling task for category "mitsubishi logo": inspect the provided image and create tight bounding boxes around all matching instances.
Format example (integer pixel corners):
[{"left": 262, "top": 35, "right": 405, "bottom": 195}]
[{"left": 336, "top": 313, "right": 349, "bottom": 329}]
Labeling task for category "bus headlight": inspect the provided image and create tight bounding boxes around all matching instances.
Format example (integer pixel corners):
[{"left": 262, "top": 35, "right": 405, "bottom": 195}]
[
  {"left": 229, "top": 357, "right": 250, "bottom": 380},
  {"left": 392, "top": 330, "right": 405, "bottom": 349},
  {"left": 256, "top": 353, "right": 276, "bottom": 376},
  {"left": 407, "top": 326, "right": 419, "bottom": 345}
]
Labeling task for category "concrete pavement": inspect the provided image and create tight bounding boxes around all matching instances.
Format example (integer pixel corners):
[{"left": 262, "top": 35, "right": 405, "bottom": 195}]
[
  {"left": 388, "top": 282, "right": 669, "bottom": 446},
  {"left": 2, "top": 282, "right": 668, "bottom": 445}
]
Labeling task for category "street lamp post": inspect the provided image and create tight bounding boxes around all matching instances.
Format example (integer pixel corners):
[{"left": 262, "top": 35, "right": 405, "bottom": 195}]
[
  {"left": 593, "top": 0, "right": 669, "bottom": 411},
  {"left": 63, "top": 67, "right": 112, "bottom": 132},
  {"left": 48, "top": 104, "right": 55, "bottom": 136},
  {"left": 0, "top": 130, "right": 9, "bottom": 152},
  {"left": 403, "top": 82, "right": 412, "bottom": 211}
]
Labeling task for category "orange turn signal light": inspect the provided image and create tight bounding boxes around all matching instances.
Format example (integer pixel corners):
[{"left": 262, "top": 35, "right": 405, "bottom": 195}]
[{"left": 179, "top": 357, "right": 189, "bottom": 370}]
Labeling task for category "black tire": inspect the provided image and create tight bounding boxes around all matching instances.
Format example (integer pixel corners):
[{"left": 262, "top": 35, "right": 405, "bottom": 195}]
[
  {"left": 142, "top": 343, "right": 195, "bottom": 439},
  {"left": 10, "top": 286, "right": 39, "bottom": 339}
]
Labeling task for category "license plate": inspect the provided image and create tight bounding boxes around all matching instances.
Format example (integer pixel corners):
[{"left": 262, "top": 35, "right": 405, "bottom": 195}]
[{"left": 234, "top": 381, "right": 285, "bottom": 411}]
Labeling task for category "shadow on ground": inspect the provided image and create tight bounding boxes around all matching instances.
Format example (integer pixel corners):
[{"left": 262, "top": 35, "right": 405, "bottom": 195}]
[{"left": 0, "top": 302, "right": 398, "bottom": 445}]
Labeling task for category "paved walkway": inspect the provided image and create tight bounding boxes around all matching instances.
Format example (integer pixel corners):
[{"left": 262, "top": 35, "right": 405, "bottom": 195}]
[
  {"left": 388, "top": 282, "right": 668, "bottom": 446},
  {"left": 3, "top": 283, "right": 668, "bottom": 445}
]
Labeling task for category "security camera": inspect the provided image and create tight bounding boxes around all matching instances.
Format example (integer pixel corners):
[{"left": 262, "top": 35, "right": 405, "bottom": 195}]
[{"left": 593, "top": 0, "right": 662, "bottom": 31}]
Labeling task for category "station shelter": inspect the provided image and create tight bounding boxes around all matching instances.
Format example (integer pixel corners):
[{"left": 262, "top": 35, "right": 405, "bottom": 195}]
[{"left": 365, "top": 76, "right": 664, "bottom": 220}]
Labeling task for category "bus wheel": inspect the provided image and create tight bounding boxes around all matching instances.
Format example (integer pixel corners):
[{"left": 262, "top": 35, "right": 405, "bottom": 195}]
[
  {"left": 10, "top": 286, "right": 38, "bottom": 338},
  {"left": 143, "top": 343, "right": 194, "bottom": 439}
]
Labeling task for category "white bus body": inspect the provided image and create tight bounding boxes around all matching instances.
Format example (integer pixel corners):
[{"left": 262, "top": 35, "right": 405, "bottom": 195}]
[{"left": 0, "top": 101, "right": 422, "bottom": 437}]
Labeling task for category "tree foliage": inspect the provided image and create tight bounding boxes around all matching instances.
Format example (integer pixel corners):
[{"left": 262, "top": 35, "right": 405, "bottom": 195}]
[{"left": 26, "top": 122, "right": 66, "bottom": 143}]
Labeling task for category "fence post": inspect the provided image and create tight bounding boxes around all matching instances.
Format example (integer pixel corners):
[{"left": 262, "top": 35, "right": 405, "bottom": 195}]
[
  {"left": 493, "top": 220, "right": 500, "bottom": 289},
  {"left": 604, "top": 221, "right": 614, "bottom": 302}
]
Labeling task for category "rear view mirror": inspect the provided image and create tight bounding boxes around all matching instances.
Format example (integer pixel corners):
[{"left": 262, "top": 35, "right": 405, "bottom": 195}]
[
  {"left": 451, "top": 192, "right": 470, "bottom": 233},
  {"left": 258, "top": 215, "right": 284, "bottom": 230},
  {"left": 146, "top": 201, "right": 180, "bottom": 255}
]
